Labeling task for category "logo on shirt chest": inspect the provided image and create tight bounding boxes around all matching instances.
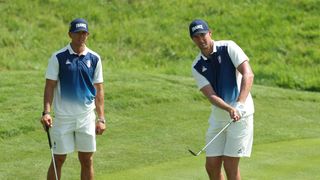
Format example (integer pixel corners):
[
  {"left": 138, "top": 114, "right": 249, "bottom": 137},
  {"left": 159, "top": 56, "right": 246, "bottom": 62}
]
[
  {"left": 217, "top": 56, "right": 222, "bottom": 64},
  {"left": 85, "top": 60, "right": 91, "bottom": 68},
  {"left": 66, "top": 59, "right": 71, "bottom": 64},
  {"left": 202, "top": 66, "right": 207, "bottom": 72}
]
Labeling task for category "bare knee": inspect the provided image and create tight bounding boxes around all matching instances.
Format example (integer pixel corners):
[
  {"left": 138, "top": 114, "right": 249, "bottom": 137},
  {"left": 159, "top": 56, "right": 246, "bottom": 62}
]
[
  {"left": 78, "top": 152, "right": 93, "bottom": 167},
  {"left": 206, "top": 157, "right": 224, "bottom": 180},
  {"left": 206, "top": 160, "right": 220, "bottom": 172},
  {"left": 223, "top": 156, "right": 240, "bottom": 180},
  {"left": 54, "top": 154, "right": 67, "bottom": 166},
  {"left": 47, "top": 154, "right": 66, "bottom": 180}
]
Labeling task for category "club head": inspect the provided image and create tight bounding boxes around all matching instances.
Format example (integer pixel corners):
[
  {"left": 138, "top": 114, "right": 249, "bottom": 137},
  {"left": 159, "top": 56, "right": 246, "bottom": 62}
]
[{"left": 188, "top": 149, "right": 198, "bottom": 156}]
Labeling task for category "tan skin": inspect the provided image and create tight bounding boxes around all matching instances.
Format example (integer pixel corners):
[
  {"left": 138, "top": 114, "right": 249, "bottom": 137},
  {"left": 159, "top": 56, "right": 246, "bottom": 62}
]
[
  {"left": 192, "top": 31, "right": 254, "bottom": 180},
  {"left": 41, "top": 31, "right": 106, "bottom": 180}
]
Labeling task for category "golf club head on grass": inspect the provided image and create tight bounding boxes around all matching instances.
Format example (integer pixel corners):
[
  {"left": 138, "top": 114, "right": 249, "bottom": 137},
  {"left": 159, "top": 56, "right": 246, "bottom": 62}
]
[{"left": 188, "top": 149, "right": 200, "bottom": 156}]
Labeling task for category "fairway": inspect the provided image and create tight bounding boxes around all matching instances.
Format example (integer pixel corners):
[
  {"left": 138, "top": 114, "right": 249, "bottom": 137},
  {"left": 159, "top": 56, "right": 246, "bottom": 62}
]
[
  {"left": 1, "top": 71, "right": 320, "bottom": 179},
  {"left": 98, "top": 138, "right": 320, "bottom": 180}
]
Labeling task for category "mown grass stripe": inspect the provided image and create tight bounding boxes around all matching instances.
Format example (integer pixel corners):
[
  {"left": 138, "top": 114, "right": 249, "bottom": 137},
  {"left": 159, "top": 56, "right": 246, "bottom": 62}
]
[{"left": 98, "top": 138, "right": 320, "bottom": 180}]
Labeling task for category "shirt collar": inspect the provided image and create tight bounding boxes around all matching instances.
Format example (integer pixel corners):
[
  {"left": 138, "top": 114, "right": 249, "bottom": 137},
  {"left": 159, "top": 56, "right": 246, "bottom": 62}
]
[
  {"left": 200, "top": 40, "right": 216, "bottom": 60},
  {"left": 67, "top": 43, "right": 88, "bottom": 56}
]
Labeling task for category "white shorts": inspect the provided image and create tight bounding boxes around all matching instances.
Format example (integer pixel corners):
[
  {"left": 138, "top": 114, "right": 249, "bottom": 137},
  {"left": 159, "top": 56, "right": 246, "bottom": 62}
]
[
  {"left": 205, "top": 115, "right": 253, "bottom": 157},
  {"left": 50, "top": 111, "right": 96, "bottom": 154}
]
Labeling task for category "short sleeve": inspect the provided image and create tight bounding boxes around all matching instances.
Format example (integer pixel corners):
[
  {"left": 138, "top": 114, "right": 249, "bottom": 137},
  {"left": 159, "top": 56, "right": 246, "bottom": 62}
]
[
  {"left": 192, "top": 66, "right": 210, "bottom": 90},
  {"left": 45, "top": 54, "right": 59, "bottom": 80},
  {"left": 227, "top": 41, "right": 249, "bottom": 68},
  {"left": 93, "top": 58, "right": 103, "bottom": 84}
]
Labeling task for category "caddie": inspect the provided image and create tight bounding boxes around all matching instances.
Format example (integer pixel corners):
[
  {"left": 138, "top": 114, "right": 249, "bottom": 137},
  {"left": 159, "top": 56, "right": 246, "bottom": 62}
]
[{"left": 40, "top": 18, "right": 106, "bottom": 180}]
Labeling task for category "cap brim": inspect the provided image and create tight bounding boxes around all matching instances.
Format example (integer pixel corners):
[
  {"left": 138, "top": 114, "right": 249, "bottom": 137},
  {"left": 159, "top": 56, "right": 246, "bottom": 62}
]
[
  {"left": 70, "top": 28, "right": 89, "bottom": 33},
  {"left": 191, "top": 30, "right": 209, "bottom": 37}
]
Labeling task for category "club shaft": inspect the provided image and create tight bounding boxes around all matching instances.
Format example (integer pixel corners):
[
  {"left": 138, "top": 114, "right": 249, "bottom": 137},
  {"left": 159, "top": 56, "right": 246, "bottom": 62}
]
[
  {"left": 199, "top": 121, "right": 233, "bottom": 154},
  {"left": 51, "top": 149, "right": 59, "bottom": 180},
  {"left": 46, "top": 128, "right": 58, "bottom": 180}
]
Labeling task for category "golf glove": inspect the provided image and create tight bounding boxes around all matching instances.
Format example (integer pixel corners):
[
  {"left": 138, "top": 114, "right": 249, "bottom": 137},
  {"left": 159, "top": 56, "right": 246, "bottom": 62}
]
[{"left": 234, "top": 102, "right": 246, "bottom": 118}]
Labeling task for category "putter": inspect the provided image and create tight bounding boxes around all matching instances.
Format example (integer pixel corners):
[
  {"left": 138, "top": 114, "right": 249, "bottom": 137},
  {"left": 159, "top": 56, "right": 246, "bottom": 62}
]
[
  {"left": 46, "top": 126, "right": 58, "bottom": 180},
  {"left": 188, "top": 120, "right": 233, "bottom": 156}
]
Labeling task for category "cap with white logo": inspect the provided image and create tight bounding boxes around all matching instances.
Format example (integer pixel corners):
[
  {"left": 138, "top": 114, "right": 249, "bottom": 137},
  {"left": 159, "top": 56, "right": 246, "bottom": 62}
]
[
  {"left": 189, "top": 19, "right": 209, "bottom": 37},
  {"left": 69, "top": 18, "right": 89, "bottom": 33}
]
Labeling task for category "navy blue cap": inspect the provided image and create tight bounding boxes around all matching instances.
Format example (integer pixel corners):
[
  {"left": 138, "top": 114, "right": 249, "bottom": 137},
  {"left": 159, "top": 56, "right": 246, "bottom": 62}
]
[
  {"left": 69, "top": 18, "right": 89, "bottom": 33},
  {"left": 189, "top": 19, "right": 209, "bottom": 37}
]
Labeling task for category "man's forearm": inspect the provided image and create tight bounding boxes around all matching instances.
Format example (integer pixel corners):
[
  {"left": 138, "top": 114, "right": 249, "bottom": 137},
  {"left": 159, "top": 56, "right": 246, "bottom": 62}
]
[
  {"left": 208, "top": 94, "right": 233, "bottom": 112},
  {"left": 95, "top": 83, "right": 105, "bottom": 119},
  {"left": 200, "top": 85, "right": 233, "bottom": 112},
  {"left": 43, "top": 79, "right": 56, "bottom": 113},
  {"left": 237, "top": 73, "right": 254, "bottom": 103}
]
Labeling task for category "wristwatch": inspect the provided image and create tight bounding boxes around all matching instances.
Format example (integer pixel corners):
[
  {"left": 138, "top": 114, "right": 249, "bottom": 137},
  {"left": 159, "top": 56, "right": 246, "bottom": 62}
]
[
  {"left": 97, "top": 118, "right": 106, "bottom": 124},
  {"left": 42, "top": 111, "right": 50, "bottom": 116}
]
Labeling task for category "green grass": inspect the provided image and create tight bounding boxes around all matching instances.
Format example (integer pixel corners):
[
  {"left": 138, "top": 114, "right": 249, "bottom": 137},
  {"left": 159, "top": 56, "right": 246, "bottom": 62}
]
[
  {"left": 0, "top": 71, "right": 320, "bottom": 179},
  {"left": 98, "top": 138, "right": 320, "bottom": 180},
  {"left": 0, "top": 0, "right": 320, "bottom": 179},
  {"left": 0, "top": 0, "right": 319, "bottom": 91},
  {"left": 241, "top": 138, "right": 320, "bottom": 179}
]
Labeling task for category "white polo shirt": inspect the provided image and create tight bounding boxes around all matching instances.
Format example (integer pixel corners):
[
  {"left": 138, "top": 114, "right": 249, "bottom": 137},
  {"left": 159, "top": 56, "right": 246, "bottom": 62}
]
[
  {"left": 191, "top": 40, "right": 254, "bottom": 122},
  {"left": 46, "top": 44, "right": 103, "bottom": 118}
]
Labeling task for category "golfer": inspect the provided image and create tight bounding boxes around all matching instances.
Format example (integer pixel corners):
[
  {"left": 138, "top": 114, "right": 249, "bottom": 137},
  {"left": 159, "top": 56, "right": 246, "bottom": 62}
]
[
  {"left": 189, "top": 19, "right": 254, "bottom": 180},
  {"left": 40, "top": 18, "right": 106, "bottom": 180}
]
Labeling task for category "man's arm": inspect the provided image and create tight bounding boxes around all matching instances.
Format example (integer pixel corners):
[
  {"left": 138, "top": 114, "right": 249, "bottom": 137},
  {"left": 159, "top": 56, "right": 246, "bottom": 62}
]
[
  {"left": 236, "top": 60, "right": 254, "bottom": 103},
  {"left": 94, "top": 83, "right": 106, "bottom": 135},
  {"left": 94, "top": 83, "right": 104, "bottom": 119},
  {"left": 200, "top": 85, "right": 240, "bottom": 121},
  {"left": 41, "top": 79, "right": 57, "bottom": 129}
]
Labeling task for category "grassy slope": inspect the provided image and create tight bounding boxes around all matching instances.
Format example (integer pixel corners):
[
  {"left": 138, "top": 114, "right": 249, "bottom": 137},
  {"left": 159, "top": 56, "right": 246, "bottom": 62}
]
[
  {"left": 0, "top": 0, "right": 319, "bottom": 90},
  {"left": 0, "top": 71, "right": 320, "bottom": 179}
]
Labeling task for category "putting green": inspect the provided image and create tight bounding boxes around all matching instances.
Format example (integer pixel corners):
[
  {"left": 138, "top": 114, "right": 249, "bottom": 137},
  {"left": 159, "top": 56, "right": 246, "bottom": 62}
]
[{"left": 98, "top": 138, "right": 320, "bottom": 180}]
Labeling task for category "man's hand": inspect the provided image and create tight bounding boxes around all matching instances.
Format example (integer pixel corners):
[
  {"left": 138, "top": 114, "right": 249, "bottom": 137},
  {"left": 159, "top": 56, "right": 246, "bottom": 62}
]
[
  {"left": 96, "top": 121, "right": 106, "bottom": 135},
  {"left": 229, "top": 102, "right": 247, "bottom": 121},
  {"left": 229, "top": 107, "right": 240, "bottom": 121},
  {"left": 234, "top": 102, "right": 246, "bottom": 118},
  {"left": 40, "top": 114, "right": 53, "bottom": 131}
]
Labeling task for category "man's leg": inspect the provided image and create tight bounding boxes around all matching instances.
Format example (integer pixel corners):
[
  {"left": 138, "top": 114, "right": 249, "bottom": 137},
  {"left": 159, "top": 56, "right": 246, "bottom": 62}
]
[
  {"left": 78, "top": 152, "right": 94, "bottom": 180},
  {"left": 223, "top": 156, "right": 240, "bottom": 180},
  {"left": 47, "top": 154, "right": 67, "bottom": 180},
  {"left": 206, "top": 156, "right": 224, "bottom": 180}
]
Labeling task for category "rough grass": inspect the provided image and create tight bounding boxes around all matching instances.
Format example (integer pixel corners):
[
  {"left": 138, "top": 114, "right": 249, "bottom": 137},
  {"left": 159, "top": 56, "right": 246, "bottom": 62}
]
[{"left": 0, "top": 0, "right": 319, "bottom": 91}]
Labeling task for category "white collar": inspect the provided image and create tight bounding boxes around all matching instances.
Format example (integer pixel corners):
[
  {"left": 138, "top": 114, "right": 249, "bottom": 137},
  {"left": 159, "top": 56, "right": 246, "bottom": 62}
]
[
  {"left": 200, "top": 40, "right": 216, "bottom": 60},
  {"left": 67, "top": 44, "right": 88, "bottom": 56}
]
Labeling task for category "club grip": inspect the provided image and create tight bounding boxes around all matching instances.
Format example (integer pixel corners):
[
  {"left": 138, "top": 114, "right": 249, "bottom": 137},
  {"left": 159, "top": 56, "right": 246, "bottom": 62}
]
[{"left": 46, "top": 126, "right": 52, "bottom": 149}]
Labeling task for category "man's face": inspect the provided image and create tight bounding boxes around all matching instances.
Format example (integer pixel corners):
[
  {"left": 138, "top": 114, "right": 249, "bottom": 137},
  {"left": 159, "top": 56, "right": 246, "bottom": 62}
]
[
  {"left": 69, "top": 31, "right": 89, "bottom": 46},
  {"left": 191, "top": 31, "right": 212, "bottom": 50}
]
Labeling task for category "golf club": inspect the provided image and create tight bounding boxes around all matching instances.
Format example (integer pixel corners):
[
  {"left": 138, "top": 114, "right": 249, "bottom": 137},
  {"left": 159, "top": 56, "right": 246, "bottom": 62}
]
[
  {"left": 46, "top": 126, "right": 58, "bottom": 180},
  {"left": 188, "top": 120, "right": 234, "bottom": 156}
]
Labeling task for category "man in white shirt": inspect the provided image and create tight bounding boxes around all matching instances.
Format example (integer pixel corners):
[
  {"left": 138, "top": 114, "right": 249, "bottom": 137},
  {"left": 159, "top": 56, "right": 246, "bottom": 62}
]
[
  {"left": 190, "top": 19, "right": 255, "bottom": 180},
  {"left": 40, "top": 18, "right": 106, "bottom": 180}
]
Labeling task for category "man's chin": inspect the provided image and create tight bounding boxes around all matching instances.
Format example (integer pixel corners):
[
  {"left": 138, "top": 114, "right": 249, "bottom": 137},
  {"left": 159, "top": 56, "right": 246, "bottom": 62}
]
[{"left": 199, "top": 45, "right": 209, "bottom": 50}]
